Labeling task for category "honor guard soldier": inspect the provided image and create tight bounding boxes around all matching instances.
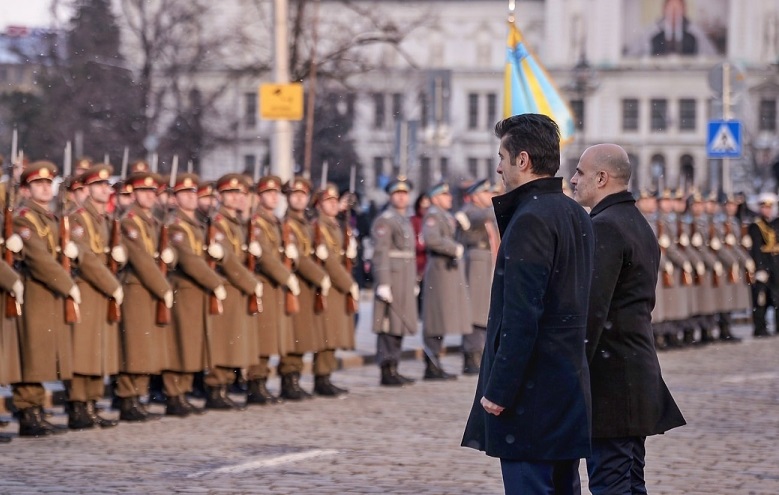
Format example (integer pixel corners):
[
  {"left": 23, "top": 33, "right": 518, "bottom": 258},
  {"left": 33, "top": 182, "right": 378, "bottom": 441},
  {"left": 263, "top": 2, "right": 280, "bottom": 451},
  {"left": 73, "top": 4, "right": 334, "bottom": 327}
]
[
  {"left": 245, "top": 175, "right": 299, "bottom": 405},
  {"left": 163, "top": 173, "right": 226, "bottom": 416},
  {"left": 674, "top": 191, "right": 707, "bottom": 344},
  {"left": 206, "top": 173, "right": 262, "bottom": 409},
  {"left": 311, "top": 183, "right": 359, "bottom": 396},
  {"left": 688, "top": 192, "right": 725, "bottom": 343},
  {"left": 67, "top": 164, "right": 126, "bottom": 429},
  {"left": 117, "top": 170, "right": 174, "bottom": 422},
  {"left": 13, "top": 161, "right": 82, "bottom": 437},
  {"left": 421, "top": 182, "right": 472, "bottom": 380},
  {"left": 196, "top": 181, "right": 218, "bottom": 224},
  {"left": 747, "top": 193, "right": 779, "bottom": 337},
  {"left": 112, "top": 180, "right": 134, "bottom": 216},
  {"left": 280, "top": 177, "right": 331, "bottom": 400},
  {"left": 0, "top": 213, "right": 23, "bottom": 442},
  {"left": 456, "top": 179, "right": 497, "bottom": 375},
  {"left": 723, "top": 195, "right": 756, "bottom": 337},
  {"left": 372, "top": 177, "right": 418, "bottom": 386}
]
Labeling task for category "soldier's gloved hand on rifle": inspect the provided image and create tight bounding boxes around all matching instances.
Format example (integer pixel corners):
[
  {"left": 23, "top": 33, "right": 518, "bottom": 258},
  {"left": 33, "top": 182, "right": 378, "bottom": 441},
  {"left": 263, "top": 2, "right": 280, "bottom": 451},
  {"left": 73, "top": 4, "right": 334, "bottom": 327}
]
[
  {"left": 683, "top": 261, "right": 693, "bottom": 274},
  {"left": 284, "top": 243, "right": 299, "bottom": 261},
  {"left": 414, "top": 283, "right": 420, "bottom": 297},
  {"left": 111, "top": 245, "right": 127, "bottom": 264},
  {"left": 214, "top": 285, "right": 227, "bottom": 301},
  {"left": 68, "top": 285, "right": 82, "bottom": 305},
  {"left": 756, "top": 270, "right": 770, "bottom": 283},
  {"left": 664, "top": 261, "right": 674, "bottom": 275},
  {"left": 455, "top": 243, "right": 464, "bottom": 260},
  {"left": 248, "top": 241, "right": 262, "bottom": 258},
  {"left": 163, "top": 290, "right": 174, "bottom": 309},
  {"left": 315, "top": 244, "right": 329, "bottom": 261},
  {"left": 63, "top": 241, "right": 79, "bottom": 260},
  {"left": 112, "top": 287, "right": 124, "bottom": 306},
  {"left": 320, "top": 275, "right": 331, "bottom": 297},
  {"left": 746, "top": 259, "right": 756, "bottom": 273},
  {"left": 695, "top": 262, "right": 705, "bottom": 276},
  {"left": 376, "top": 284, "right": 393, "bottom": 304},
  {"left": 714, "top": 261, "right": 724, "bottom": 277},
  {"left": 254, "top": 283, "right": 263, "bottom": 298},
  {"left": 287, "top": 275, "right": 301, "bottom": 296},
  {"left": 454, "top": 211, "right": 471, "bottom": 231},
  {"left": 207, "top": 242, "right": 224, "bottom": 260},
  {"left": 349, "top": 282, "right": 359, "bottom": 301},
  {"left": 4, "top": 233, "right": 23, "bottom": 253},
  {"left": 160, "top": 247, "right": 175, "bottom": 265},
  {"left": 12, "top": 279, "right": 23, "bottom": 305},
  {"left": 346, "top": 237, "right": 358, "bottom": 259}
]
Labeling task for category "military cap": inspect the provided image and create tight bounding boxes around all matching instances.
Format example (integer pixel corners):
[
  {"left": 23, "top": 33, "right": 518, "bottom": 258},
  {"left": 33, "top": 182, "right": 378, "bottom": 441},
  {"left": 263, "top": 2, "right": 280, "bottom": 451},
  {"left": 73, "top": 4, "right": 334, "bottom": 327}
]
[
  {"left": 75, "top": 157, "right": 93, "bottom": 173},
  {"left": 80, "top": 164, "right": 113, "bottom": 186},
  {"left": 126, "top": 171, "right": 162, "bottom": 190},
  {"left": 113, "top": 180, "right": 133, "bottom": 195},
  {"left": 428, "top": 182, "right": 451, "bottom": 197},
  {"left": 66, "top": 176, "right": 85, "bottom": 192},
  {"left": 21, "top": 161, "right": 58, "bottom": 185},
  {"left": 385, "top": 176, "right": 412, "bottom": 194},
  {"left": 172, "top": 173, "right": 200, "bottom": 193},
  {"left": 156, "top": 175, "right": 171, "bottom": 195},
  {"left": 465, "top": 178, "right": 491, "bottom": 197},
  {"left": 129, "top": 160, "right": 150, "bottom": 173},
  {"left": 283, "top": 176, "right": 312, "bottom": 195},
  {"left": 313, "top": 182, "right": 340, "bottom": 206},
  {"left": 639, "top": 189, "right": 657, "bottom": 199},
  {"left": 758, "top": 192, "right": 777, "bottom": 206},
  {"left": 197, "top": 181, "right": 216, "bottom": 198},
  {"left": 256, "top": 175, "right": 282, "bottom": 194},
  {"left": 216, "top": 173, "right": 249, "bottom": 193}
]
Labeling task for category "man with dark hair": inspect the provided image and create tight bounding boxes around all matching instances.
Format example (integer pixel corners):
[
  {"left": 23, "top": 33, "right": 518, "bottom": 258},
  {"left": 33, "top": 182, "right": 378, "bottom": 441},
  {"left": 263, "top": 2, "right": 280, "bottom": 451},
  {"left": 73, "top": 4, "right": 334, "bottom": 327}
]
[
  {"left": 462, "top": 114, "right": 594, "bottom": 494},
  {"left": 571, "top": 144, "right": 686, "bottom": 495}
]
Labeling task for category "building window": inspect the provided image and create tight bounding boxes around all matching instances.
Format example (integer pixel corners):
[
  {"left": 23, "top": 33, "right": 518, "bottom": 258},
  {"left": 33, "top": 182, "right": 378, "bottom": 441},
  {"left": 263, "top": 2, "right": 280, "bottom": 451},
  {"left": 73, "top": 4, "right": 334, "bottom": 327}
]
[
  {"left": 759, "top": 99, "right": 777, "bottom": 132},
  {"left": 622, "top": 99, "right": 639, "bottom": 131},
  {"left": 243, "top": 155, "right": 256, "bottom": 175},
  {"left": 679, "top": 99, "right": 696, "bottom": 131},
  {"left": 650, "top": 99, "right": 668, "bottom": 132},
  {"left": 419, "top": 91, "right": 428, "bottom": 127},
  {"left": 570, "top": 99, "right": 584, "bottom": 131},
  {"left": 373, "top": 93, "right": 385, "bottom": 129},
  {"left": 244, "top": 92, "right": 257, "bottom": 128},
  {"left": 440, "top": 157, "right": 449, "bottom": 180},
  {"left": 468, "top": 157, "right": 479, "bottom": 178},
  {"left": 467, "top": 93, "right": 479, "bottom": 129},
  {"left": 392, "top": 93, "right": 404, "bottom": 122},
  {"left": 373, "top": 157, "right": 384, "bottom": 187},
  {"left": 680, "top": 154, "right": 694, "bottom": 189},
  {"left": 486, "top": 93, "right": 497, "bottom": 130}
]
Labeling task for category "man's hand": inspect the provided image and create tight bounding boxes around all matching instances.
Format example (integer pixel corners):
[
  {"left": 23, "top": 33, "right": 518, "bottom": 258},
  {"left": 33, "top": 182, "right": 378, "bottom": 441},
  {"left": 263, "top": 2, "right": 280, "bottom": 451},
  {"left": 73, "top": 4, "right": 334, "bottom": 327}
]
[
  {"left": 320, "top": 275, "right": 331, "bottom": 297},
  {"left": 214, "top": 285, "right": 227, "bottom": 301},
  {"left": 248, "top": 240, "right": 262, "bottom": 258},
  {"left": 111, "top": 245, "right": 128, "bottom": 264},
  {"left": 376, "top": 284, "right": 392, "bottom": 303},
  {"left": 207, "top": 242, "right": 225, "bottom": 260},
  {"left": 480, "top": 396, "right": 504, "bottom": 416}
]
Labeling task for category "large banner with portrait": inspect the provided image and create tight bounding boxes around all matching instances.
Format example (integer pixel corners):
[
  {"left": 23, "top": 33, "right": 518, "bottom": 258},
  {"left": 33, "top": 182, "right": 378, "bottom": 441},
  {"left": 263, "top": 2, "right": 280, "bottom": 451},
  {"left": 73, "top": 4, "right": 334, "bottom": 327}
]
[{"left": 622, "top": 0, "right": 728, "bottom": 58}]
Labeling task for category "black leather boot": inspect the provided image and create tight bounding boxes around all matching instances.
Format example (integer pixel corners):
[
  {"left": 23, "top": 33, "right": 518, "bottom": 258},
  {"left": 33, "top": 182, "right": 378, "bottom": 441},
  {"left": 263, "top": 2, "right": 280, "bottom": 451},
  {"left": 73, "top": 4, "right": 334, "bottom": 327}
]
[
  {"left": 119, "top": 397, "right": 147, "bottom": 422},
  {"left": 86, "top": 401, "right": 118, "bottom": 428},
  {"left": 280, "top": 373, "right": 305, "bottom": 401},
  {"left": 463, "top": 353, "right": 481, "bottom": 375},
  {"left": 314, "top": 375, "right": 339, "bottom": 397},
  {"left": 380, "top": 363, "right": 404, "bottom": 386},
  {"left": 395, "top": 362, "right": 415, "bottom": 384},
  {"left": 165, "top": 395, "right": 191, "bottom": 418},
  {"left": 204, "top": 385, "right": 234, "bottom": 410},
  {"left": 67, "top": 401, "right": 95, "bottom": 430},
  {"left": 18, "top": 407, "right": 54, "bottom": 437},
  {"left": 246, "top": 379, "right": 281, "bottom": 405},
  {"left": 424, "top": 355, "right": 457, "bottom": 381},
  {"left": 37, "top": 406, "right": 68, "bottom": 434},
  {"left": 183, "top": 398, "right": 207, "bottom": 415}
]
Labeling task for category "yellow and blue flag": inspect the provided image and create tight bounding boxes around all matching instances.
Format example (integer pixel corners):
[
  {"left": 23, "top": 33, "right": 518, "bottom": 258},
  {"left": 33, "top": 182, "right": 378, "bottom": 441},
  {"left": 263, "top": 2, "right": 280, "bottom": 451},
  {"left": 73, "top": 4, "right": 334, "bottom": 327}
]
[{"left": 504, "top": 21, "right": 575, "bottom": 144}]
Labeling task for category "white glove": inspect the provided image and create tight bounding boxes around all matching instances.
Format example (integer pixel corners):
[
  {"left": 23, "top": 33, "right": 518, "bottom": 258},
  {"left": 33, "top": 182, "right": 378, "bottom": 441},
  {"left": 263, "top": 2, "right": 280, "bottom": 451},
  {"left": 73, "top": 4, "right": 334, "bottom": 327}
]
[
  {"left": 376, "top": 284, "right": 393, "bottom": 303},
  {"left": 5, "top": 233, "right": 22, "bottom": 253},
  {"left": 163, "top": 290, "right": 174, "bottom": 309},
  {"left": 349, "top": 282, "right": 359, "bottom": 301},
  {"left": 745, "top": 259, "right": 756, "bottom": 273},
  {"left": 454, "top": 211, "right": 471, "bottom": 231},
  {"left": 695, "top": 262, "right": 705, "bottom": 276},
  {"left": 111, "top": 287, "right": 124, "bottom": 306},
  {"left": 315, "top": 244, "right": 329, "bottom": 261},
  {"left": 214, "top": 285, "right": 227, "bottom": 301},
  {"left": 713, "top": 261, "right": 724, "bottom": 277},
  {"left": 254, "top": 283, "right": 263, "bottom": 298},
  {"left": 287, "top": 275, "right": 301, "bottom": 296},
  {"left": 248, "top": 240, "right": 262, "bottom": 258},
  {"left": 11, "top": 279, "right": 23, "bottom": 305},
  {"left": 683, "top": 261, "right": 693, "bottom": 274},
  {"left": 207, "top": 242, "right": 224, "bottom": 260},
  {"left": 320, "top": 276, "right": 331, "bottom": 297},
  {"left": 160, "top": 247, "right": 175, "bottom": 265},
  {"left": 414, "top": 283, "right": 420, "bottom": 297},
  {"left": 63, "top": 241, "right": 79, "bottom": 260},
  {"left": 455, "top": 244, "right": 464, "bottom": 259},
  {"left": 664, "top": 261, "right": 674, "bottom": 275},
  {"left": 756, "top": 270, "right": 770, "bottom": 283},
  {"left": 346, "top": 237, "right": 358, "bottom": 259},
  {"left": 68, "top": 285, "right": 82, "bottom": 305},
  {"left": 710, "top": 237, "right": 722, "bottom": 251},
  {"left": 284, "top": 243, "right": 299, "bottom": 261},
  {"left": 111, "top": 245, "right": 127, "bottom": 264}
]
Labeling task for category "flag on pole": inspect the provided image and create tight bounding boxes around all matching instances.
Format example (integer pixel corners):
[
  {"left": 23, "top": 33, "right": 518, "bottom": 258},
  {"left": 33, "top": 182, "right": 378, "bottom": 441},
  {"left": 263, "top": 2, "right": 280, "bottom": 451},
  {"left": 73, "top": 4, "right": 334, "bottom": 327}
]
[{"left": 503, "top": 21, "right": 575, "bottom": 144}]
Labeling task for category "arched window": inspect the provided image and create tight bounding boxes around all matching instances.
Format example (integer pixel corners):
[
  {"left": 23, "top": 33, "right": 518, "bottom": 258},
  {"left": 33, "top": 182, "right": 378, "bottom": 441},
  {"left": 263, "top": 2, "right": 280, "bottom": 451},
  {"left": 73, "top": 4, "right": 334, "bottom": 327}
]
[
  {"left": 680, "top": 154, "right": 695, "bottom": 191},
  {"left": 650, "top": 154, "right": 666, "bottom": 192}
]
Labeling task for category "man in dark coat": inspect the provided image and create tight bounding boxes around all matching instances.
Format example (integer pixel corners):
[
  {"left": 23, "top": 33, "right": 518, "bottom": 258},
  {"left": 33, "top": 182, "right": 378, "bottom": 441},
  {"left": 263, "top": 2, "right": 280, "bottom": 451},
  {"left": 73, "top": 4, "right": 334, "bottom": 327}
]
[
  {"left": 571, "top": 143, "right": 686, "bottom": 494},
  {"left": 462, "top": 114, "right": 594, "bottom": 495}
]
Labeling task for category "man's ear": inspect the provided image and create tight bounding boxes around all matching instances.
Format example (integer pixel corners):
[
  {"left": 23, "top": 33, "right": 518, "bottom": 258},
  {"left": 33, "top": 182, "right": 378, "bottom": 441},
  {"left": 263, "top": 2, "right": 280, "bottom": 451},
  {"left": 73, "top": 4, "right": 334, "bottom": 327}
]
[{"left": 516, "top": 151, "right": 530, "bottom": 171}]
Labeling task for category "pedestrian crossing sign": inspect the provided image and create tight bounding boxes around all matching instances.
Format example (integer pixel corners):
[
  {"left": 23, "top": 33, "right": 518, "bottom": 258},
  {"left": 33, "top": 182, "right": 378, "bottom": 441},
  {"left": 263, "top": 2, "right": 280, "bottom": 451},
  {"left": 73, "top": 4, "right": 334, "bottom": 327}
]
[{"left": 707, "top": 120, "right": 742, "bottom": 158}]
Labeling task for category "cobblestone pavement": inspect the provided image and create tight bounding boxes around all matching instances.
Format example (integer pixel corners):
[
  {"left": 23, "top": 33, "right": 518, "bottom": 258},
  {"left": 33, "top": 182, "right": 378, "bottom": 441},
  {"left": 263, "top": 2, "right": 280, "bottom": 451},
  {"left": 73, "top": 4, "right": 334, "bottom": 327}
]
[{"left": 0, "top": 324, "right": 777, "bottom": 494}]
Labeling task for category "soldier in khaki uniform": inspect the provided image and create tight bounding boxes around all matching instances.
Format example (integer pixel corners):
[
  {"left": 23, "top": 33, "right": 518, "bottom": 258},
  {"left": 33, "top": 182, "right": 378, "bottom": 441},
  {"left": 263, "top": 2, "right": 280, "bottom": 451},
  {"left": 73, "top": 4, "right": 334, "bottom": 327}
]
[
  {"left": 280, "top": 177, "right": 331, "bottom": 400},
  {"left": 112, "top": 180, "right": 134, "bottom": 216},
  {"left": 0, "top": 226, "right": 23, "bottom": 442},
  {"left": 13, "top": 161, "right": 82, "bottom": 437},
  {"left": 163, "top": 173, "right": 227, "bottom": 416},
  {"left": 117, "top": 171, "right": 174, "bottom": 422},
  {"left": 67, "top": 165, "right": 126, "bottom": 429},
  {"left": 206, "top": 173, "right": 262, "bottom": 409},
  {"left": 688, "top": 192, "right": 725, "bottom": 343},
  {"left": 372, "top": 177, "right": 418, "bottom": 386},
  {"left": 246, "top": 176, "right": 299, "bottom": 405},
  {"left": 421, "top": 182, "right": 472, "bottom": 380},
  {"left": 311, "top": 183, "right": 359, "bottom": 396}
]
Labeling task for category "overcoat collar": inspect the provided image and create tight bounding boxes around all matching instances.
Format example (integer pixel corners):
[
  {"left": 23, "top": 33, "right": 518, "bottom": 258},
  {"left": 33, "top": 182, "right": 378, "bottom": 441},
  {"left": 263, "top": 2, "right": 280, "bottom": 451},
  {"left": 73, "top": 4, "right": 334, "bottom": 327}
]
[
  {"left": 590, "top": 190, "right": 635, "bottom": 218},
  {"left": 492, "top": 177, "right": 562, "bottom": 236}
]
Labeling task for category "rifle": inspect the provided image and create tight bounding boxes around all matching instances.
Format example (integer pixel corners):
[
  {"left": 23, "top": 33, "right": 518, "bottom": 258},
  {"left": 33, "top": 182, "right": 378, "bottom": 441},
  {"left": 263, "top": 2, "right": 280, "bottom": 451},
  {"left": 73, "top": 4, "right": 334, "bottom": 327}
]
[
  {"left": 155, "top": 156, "right": 177, "bottom": 325},
  {"left": 738, "top": 222, "right": 756, "bottom": 284},
  {"left": 3, "top": 131, "right": 20, "bottom": 317},
  {"left": 281, "top": 220, "right": 299, "bottom": 315},
  {"left": 700, "top": 219, "right": 719, "bottom": 288},
  {"left": 679, "top": 216, "right": 702, "bottom": 286},
  {"left": 246, "top": 158, "right": 261, "bottom": 315},
  {"left": 107, "top": 147, "right": 129, "bottom": 322},
  {"left": 205, "top": 210, "right": 223, "bottom": 315},
  {"left": 344, "top": 165, "right": 358, "bottom": 314},
  {"left": 60, "top": 142, "right": 80, "bottom": 323},
  {"left": 656, "top": 217, "right": 673, "bottom": 289},
  {"left": 312, "top": 219, "right": 326, "bottom": 314}
]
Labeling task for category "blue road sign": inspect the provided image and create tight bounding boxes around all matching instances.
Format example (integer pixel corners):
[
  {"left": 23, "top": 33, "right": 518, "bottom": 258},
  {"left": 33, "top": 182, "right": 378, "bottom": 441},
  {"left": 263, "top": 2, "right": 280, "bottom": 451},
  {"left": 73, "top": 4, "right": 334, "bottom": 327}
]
[{"left": 707, "top": 120, "right": 742, "bottom": 158}]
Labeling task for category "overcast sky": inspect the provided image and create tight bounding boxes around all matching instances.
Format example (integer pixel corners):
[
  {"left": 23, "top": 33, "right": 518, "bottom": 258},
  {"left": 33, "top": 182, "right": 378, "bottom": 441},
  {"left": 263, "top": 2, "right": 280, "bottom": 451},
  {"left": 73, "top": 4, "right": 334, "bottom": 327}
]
[{"left": 0, "top": 0, "right": 68, "bottom": 30}]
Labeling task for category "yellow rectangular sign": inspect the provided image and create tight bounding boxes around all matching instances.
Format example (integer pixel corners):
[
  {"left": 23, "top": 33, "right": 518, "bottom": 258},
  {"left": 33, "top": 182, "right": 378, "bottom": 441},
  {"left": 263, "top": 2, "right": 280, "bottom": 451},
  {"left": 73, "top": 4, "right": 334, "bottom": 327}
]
[{"left": 260, "top": 83, "right": 304, "bottom": 121}]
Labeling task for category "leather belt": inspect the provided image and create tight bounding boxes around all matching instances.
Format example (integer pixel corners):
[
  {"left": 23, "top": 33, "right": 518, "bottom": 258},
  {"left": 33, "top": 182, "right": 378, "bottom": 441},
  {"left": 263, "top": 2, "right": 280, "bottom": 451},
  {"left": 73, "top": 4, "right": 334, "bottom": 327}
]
[{"left": 388, "top": 250, "right": 415, "bottom": 259}]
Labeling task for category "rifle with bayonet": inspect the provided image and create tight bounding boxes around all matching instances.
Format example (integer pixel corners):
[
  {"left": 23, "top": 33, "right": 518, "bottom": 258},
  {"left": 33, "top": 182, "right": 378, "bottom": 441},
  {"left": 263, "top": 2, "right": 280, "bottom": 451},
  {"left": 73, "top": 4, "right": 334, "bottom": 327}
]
[
  {"left": 312, "top": 161, "right": 328, "bottom": 314},
  {"left": 107, "top": 147, "right": 129, "bottom": 322},
  {"left": 3, "top": 131, "right": 20, "bottom": 317},
  {"left": 344, "top": 164, "right": 358, "bottom": 314},
  {"left": 60, "top": 142, "right": 80, "bottom": 323},
  {"left": 246, "top": 158, "right": 262, "bottom": 315},
  {"left": 155, "top": 156, "right": 177, "bottom": 325}
]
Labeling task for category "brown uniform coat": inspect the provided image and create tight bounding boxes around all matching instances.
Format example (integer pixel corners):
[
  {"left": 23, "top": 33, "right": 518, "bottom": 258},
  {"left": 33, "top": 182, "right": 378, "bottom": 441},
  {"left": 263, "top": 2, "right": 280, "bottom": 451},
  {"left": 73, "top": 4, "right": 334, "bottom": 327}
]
[
  {"left": 69, "top": 199, "right": 122, "bottom": 376},
  {"left": 120, "top": 205, "right": 172, "bottom": 374},
  {"left": 456, "top": 203, "right": 495, "bottom": 328},
  {"left": 0, "top": 258, "right": 21, "bottom": 385},
  {"left": 14, "top": 202, "right": 76, "bottom": 382}
]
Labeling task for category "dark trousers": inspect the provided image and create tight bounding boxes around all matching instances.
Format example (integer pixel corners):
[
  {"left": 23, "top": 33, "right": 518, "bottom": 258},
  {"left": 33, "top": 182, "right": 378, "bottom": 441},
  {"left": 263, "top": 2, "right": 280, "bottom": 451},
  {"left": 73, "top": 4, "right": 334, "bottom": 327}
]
[
  {"left": 462, "top": 325, "right": 486, "bottom": 353},
  {"left": 500, "top": 458, "right": 580, "bottom": 495},
  {"left": 586, "top": 436, "right": 647, "bottom": 495},
  {"left": 423, "top": 335, "right": 444, "bottom": 368},
  {"left": 376, "top": 333, "right": 403, "bottom": 366},
  {"left": 751, "top": 282, "right": 775, "bottom": 336}
]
